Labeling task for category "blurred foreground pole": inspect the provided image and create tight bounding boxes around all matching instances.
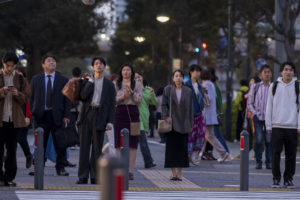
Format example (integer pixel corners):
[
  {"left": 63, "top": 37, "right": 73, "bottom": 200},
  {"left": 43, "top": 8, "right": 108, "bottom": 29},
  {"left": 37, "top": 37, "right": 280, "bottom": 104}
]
[
  {"left": 225, "top": 0, "right": 234, "bottom": 140},
  {"left": 99, "top": 156, "right": 125, "bottom": 200}
]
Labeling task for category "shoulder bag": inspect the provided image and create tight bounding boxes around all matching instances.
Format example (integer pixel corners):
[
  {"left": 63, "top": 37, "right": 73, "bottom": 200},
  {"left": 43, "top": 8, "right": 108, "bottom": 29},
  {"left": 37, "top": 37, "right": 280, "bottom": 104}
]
[
  {"left": 126, "top": 105, "right": 141, "bottom": 136},
  {"left": 158, "top": 90, "right": 172, "bottom": 133}
]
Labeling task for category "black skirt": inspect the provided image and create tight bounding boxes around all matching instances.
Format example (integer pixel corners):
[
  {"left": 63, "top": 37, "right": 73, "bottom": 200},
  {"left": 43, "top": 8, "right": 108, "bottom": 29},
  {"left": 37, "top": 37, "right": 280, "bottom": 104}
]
[{"left": 164, "top": 130, "right": 189, "bottom": 168}]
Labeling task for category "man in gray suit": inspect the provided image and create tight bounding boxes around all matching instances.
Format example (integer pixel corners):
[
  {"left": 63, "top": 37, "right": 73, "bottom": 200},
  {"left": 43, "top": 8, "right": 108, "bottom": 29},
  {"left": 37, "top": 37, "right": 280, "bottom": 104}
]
[{"left": 76, "top": 57, "right": 116, "bottom": 184}]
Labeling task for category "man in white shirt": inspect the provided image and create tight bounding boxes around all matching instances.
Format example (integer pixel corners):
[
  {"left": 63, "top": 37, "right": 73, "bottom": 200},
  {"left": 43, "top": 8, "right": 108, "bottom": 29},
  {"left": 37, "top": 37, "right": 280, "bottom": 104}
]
[{"left": 265, "top": 61, "right": 300, "bottom": 189}]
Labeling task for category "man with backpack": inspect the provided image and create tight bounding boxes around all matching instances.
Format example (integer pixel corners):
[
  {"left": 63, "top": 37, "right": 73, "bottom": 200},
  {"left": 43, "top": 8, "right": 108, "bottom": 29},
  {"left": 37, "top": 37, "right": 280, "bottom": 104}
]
[
  {"left": 247, "top": 65, "right": 272, "bottom": 170},
  {"left": 234, "top": 80, "right": 249, "bottom": 142},
  {"left": 266, "top": 62, "right": 300, "bottom": 189}
]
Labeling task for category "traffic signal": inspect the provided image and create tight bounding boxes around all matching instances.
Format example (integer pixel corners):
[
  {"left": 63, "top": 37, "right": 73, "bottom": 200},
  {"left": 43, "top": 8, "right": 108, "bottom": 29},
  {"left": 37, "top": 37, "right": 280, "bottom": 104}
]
[
  {"left": 202, "top": 42, "right": 207, "bottom": 49},
  {"left": 195, "top": 47, "right": 200, "bottom": 53}
]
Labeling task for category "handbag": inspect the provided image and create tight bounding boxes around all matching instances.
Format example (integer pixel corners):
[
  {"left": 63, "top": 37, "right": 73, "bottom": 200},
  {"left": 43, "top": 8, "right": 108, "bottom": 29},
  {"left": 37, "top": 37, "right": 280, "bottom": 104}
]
[
  {"left": 158, "top": 90, "right": 172, "bottom": 133},
  {"left": 62, "top": 78, "right": 83, "bottom": 102},
  {"left": 54, "top": 123, "right": 79, "bottom": 149},
  {"left": 126, "top": 105, "right": 140, "bottom": 136},
  {"left": 202, "top": 87, "right": 210, "bottom": 108}
]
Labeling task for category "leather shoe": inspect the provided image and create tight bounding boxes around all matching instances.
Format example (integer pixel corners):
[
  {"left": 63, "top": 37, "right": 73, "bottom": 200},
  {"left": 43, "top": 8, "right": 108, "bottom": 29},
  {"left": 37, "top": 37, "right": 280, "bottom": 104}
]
[
  {"left": 65, "top": 161, "right": 76, "bottom": 168},
  {"left": 266, "top": 163, "right": 272, "bottom": 169},
  {"left": 76, "top": 178, "right": 88, "bottom": 184},
  {"left": 90, "top": 179, "right": 97, "bottom": 184},
  {"left": 145, "top": 163, "right": 156, "bottom": 169},
  {"left": 0, "top": 180, "right": 5, "bottom": 186},
  {"left": 5, "top": 181, "right": 17, "bottom": 187},
  {"left": 256, "top": 163, "right": 262, "bottom": 169},
  {"left": 26, "top": 155, "right": 33, "bottom": 169},
  {"left": 57, "top": 169, "right": 69, "bottom": 176}
]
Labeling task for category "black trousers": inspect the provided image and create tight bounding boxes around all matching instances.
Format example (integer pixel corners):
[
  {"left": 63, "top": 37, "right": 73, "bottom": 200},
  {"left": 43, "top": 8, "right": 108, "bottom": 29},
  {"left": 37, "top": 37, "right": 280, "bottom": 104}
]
[
  {"left": 78, "top": 108, "right": 105, "bottom": 180},
  {"left": 0, "top": 122, "right": 19, "bottom": 182},
  {"left": 271, "top": 128, "right": 298, "bottom": 181},
  {"left": 35, "top": 110, "right": 66, "bottom": 171},
  {"left": 18, "top": 127, "right": 31, "bottom": 158}
]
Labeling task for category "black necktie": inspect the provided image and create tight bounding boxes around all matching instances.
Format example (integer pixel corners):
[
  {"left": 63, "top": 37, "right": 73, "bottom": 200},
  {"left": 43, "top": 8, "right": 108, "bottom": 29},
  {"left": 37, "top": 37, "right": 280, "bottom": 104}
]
[{"left": 46, "top": 75, "right": 52, "bottom": 108}]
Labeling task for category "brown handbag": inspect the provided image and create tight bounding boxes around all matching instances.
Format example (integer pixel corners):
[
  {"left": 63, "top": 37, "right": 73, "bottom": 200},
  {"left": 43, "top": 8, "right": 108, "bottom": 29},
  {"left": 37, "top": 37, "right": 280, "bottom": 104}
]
[
  {"left": 126, "top": 105, "right": 140, "bottom": 136},
  {"left": 158, "top": 90, "right": 172, "bottom": 133},
  {"left": 62, "top": 78, "right": 82, "bottom": 102}
]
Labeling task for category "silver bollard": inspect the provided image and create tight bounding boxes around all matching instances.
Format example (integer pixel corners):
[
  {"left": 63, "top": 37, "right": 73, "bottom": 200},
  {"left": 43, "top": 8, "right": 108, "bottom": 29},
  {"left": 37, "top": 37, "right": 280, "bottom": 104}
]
[
  {"left": 240, "top": 130, "right": 249, "bottom": 191},
  {"left": 34, "top": 127, "right": 44, "bottom": 190},
  {"left": 120, "top": 128, "right": 129, "bottom": 191},
  {"left": 99, "top": 156, "right": 125, "bottom": 200}
]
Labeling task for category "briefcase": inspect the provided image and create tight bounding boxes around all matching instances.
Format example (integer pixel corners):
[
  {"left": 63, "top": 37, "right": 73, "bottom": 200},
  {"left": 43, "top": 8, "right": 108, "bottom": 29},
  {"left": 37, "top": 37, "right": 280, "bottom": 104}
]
[{"left": 54, "top": 123, "right": 79, "bottom": 149}]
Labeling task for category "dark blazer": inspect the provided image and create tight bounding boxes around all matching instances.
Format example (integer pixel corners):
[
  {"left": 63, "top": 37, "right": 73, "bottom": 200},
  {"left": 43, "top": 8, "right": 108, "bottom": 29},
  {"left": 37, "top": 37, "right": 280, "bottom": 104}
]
[
  {"left": 77, "top": 77, "right": 116, "bottom": 131},
  {"left": 162, "top": 85, "right": 193, "bottom": 134},
  {"left": 30, "top": 72, "right": 71, "bottom": 126}
]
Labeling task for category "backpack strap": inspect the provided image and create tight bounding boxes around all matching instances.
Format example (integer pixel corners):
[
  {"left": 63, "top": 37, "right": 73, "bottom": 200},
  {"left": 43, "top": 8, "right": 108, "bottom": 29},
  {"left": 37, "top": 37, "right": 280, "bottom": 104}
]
[
  {"left": 272, "top": 81, "right": 278, "bottom": 96},
  {"left": 295, "top": 81, "right": 299, "bottom": 111},
  {"left": 253, "top": 83, "right": 260, "bottom": 104}
]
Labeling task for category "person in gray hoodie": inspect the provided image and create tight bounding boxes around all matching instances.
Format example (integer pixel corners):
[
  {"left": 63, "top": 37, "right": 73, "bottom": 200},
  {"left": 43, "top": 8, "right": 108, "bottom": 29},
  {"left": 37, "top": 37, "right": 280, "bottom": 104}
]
[{"left": 265, "top": 61, "right": 300, "bottom": 189}]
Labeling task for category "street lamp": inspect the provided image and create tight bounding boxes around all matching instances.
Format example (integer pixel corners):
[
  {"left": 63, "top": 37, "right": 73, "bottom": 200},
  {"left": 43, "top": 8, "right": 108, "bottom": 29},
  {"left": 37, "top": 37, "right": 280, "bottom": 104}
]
[
  {"left": 156, "top": 14, "right": 183, "bottom": 71},
  {"left": 156, "top": 15, "right": 170, "bottom": 23},
  {"left": 134, "top": 36, "right": 146, "bottom": 43}
]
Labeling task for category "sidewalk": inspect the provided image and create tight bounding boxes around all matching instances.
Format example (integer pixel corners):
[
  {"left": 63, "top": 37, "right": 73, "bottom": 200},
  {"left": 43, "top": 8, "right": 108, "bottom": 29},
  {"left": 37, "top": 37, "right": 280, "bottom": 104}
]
[{"left": 7, "top": 130, "right": 300, "bottom": 191}]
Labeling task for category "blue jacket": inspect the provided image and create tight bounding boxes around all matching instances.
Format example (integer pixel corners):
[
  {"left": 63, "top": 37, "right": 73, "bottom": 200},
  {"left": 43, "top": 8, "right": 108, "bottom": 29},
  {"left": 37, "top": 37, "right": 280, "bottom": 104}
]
[{"left": 185, "top": 79, "right": 204, "bottom": 116}]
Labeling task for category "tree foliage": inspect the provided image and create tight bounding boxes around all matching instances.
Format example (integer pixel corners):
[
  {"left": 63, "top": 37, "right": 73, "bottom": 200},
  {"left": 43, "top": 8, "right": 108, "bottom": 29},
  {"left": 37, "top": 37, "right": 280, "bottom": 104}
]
[{"left": 0, "top": 0, "right": 108, "bottom": 78}]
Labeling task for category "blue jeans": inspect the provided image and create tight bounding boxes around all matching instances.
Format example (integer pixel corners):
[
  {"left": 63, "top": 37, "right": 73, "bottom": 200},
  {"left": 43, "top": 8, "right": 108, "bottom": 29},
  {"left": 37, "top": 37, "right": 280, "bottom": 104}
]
[
  {"left": 139, "top": 130, "right": 154, "bottom": 166},
  {"left": 214, "top": 125, "right": 229, "bottom": 153},
  {"left": 254, "top": 116, "right": 271, "bottom": 165}
]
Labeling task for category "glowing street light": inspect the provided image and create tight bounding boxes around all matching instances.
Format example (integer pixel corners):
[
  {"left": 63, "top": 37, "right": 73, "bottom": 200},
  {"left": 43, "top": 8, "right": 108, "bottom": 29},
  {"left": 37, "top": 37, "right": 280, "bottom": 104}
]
[
  {"left": 156, "top": 14, "right": 170, "bottom": 23},
  {"left": 134, "top": 36, "right": 146, "bottom": 43}
]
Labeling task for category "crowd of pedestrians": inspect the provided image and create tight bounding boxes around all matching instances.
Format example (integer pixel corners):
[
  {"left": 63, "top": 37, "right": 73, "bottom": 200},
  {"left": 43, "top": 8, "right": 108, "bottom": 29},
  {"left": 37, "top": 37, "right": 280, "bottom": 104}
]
[{"left": 0, "top": 51, "right": 299, "bottom": 189}]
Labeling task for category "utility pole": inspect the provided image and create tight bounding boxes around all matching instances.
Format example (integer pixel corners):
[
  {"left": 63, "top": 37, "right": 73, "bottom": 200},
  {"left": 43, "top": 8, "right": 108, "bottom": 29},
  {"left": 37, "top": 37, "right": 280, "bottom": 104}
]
[
  {"left": 179, "top": 26, "right": 183, "bottom": 70},
  {"left": 274, "top": 0, "right": 286, "bottom": 80},
  {"left": 225, "top": 0, "right": 233, "bottom": 141}
]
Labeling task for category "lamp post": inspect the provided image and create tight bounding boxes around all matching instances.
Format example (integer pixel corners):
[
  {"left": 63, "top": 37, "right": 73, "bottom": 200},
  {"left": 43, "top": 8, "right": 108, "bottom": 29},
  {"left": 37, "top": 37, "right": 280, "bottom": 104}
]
[
  {"left": 156, "top": 14, "right": 183, "bottom": 71},
  {"left": 225, "top": 0, "right": 233, "bottom": 141}
]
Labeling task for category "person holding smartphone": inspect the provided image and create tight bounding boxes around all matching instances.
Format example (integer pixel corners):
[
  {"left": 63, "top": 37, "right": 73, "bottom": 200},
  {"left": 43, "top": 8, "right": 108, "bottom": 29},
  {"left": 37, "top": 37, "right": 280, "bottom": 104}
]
[{"left": 0, "top": 52, "right": 30, "bottom": 187}]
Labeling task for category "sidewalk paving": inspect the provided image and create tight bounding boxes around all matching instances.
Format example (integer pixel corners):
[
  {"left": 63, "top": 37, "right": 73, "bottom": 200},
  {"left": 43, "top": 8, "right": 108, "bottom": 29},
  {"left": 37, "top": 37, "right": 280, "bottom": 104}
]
[{"left": 3, "top": 130, "right": 300, "bottom": 192}]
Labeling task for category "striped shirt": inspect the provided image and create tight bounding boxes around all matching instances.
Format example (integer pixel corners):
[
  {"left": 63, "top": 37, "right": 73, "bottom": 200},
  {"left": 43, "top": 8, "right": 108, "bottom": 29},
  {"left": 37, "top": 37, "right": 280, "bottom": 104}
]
[{"left": 247, "top": 81, "right": 270, "bottom": 121}]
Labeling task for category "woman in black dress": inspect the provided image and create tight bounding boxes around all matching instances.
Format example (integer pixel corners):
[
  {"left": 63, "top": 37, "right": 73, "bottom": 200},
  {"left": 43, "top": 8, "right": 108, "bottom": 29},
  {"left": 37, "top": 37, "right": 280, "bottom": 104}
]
[{"left": 162, "top": 70, "right": 193, "bottom": 181}]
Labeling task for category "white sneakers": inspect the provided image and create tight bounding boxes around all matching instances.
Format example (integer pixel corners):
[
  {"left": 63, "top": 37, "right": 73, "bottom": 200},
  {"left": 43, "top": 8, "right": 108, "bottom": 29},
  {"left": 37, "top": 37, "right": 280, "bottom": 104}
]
[{"left": 217, "top": 152, "right": 230, "bottom": 163}]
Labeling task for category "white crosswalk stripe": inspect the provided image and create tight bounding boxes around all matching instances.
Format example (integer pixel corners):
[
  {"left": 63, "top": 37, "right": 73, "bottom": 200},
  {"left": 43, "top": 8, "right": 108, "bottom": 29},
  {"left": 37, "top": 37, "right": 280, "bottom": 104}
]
[{"left": 16, "top": 190, "right": 300, "bottom": 200}]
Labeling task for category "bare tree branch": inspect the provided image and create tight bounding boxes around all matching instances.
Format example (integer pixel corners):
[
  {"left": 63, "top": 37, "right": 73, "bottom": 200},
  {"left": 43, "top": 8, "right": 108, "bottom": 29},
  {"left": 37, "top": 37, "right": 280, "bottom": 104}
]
[{"left": 254, "top": 0, "right": 284, "bottom": 35}]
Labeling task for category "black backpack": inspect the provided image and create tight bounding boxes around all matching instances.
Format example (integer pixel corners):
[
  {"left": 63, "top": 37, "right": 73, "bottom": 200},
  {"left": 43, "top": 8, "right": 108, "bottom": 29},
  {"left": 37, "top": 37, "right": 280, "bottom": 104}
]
[{"left": 272, "top": 80, "right": 299, "bottom": 111}]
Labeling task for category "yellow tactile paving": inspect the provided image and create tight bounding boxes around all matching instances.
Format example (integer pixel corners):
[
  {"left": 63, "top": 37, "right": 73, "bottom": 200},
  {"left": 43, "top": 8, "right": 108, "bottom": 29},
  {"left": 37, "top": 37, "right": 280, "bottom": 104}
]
[{"left": 138, "top": 169, "right": 201, "bottom": 188}]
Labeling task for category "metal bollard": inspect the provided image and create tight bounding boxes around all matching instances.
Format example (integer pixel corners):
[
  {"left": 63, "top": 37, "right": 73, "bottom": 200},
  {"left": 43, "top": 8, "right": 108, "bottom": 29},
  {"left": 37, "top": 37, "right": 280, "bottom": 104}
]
[
  {"left": 98, "top": 156, "right": 125, "bottom": 200},
  {"left": 120, "top": 128, "right": 129, "bottom": 191},
  {"left": 240, "top": 130, "right": 249, "bottom": 191},
  {"left": 34, "top": 127, "right": 44, "bottom": 190}
]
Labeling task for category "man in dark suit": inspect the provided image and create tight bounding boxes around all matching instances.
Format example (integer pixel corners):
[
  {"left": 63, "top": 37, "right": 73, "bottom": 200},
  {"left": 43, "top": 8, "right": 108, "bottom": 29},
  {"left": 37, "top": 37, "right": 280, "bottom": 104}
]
[
  {"left": 30, "top": 54, "right": 71, "bottom": 176},
  {"left": 76, "top": 57, "right": 116, "bottom": 184}
]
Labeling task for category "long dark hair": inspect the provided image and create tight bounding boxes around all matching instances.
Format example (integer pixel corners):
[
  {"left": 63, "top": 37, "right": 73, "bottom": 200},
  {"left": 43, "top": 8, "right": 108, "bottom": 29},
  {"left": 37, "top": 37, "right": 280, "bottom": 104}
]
[{"left": 116, "top": 63, "right": 136, "bottom": 90}]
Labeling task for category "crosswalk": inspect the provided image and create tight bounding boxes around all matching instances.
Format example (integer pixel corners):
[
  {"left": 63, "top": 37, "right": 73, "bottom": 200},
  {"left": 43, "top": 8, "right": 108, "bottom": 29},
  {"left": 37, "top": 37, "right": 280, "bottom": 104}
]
[{"left": 16, "top": 190, "right": 300, "bottom": 200}]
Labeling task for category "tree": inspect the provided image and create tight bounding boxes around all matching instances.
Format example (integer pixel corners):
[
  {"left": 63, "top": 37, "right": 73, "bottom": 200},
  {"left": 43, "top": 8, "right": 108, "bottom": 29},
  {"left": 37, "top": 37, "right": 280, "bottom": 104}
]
[
  {"left": 256, "top": 0, "right": 300, "bottom": 63},
  {"left": 0, "top": 0, "right": 108, "bottom": 78}
]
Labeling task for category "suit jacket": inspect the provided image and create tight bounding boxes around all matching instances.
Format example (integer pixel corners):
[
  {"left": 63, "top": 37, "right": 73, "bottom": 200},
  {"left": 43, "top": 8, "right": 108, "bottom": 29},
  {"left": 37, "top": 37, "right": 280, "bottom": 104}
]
[
  {"left": 30, "top": 72, "right": 71, "bottom": 126},
  {"left": 0, "top": 71, "right": 30, "bottom": 128},
  {"left": 77, "top": 77, "right": 116, "bottom": 131},
  {"left": 162, "top": 85, "right": 193, "bottom": 134}
]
